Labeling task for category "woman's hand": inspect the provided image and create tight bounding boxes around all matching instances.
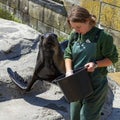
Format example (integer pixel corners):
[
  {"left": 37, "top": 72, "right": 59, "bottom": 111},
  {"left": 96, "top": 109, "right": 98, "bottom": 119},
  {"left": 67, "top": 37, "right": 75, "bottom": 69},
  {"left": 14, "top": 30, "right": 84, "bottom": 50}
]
[
  {"left": 84, "top": 62, "right": 97, "bottom": 72},
  {"left": 65, "top": 70, "right": 73, "bottom": 77},
  {"left": 84, "top": 58, "right": 113, "bottom": 72}
]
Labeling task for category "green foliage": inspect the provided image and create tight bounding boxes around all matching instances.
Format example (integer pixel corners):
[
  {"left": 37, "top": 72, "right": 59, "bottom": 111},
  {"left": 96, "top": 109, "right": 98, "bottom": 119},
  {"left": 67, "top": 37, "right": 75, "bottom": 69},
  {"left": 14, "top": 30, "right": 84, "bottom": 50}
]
[
  {"left": 0, "top": 8, "right": 21, "bottom": 23},
  {"left": 58, "top": 36, "right": 66, "bottom": 42}
]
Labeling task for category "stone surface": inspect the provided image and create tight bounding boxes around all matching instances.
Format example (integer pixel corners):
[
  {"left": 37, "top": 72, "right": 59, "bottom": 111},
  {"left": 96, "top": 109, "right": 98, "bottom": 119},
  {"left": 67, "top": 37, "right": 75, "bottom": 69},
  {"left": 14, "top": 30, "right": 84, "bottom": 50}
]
[
  {"left": 0, "top": 18, "right": 70, "bottom": 120},
  {"left": 0, "top": 18, "right": 120, "bottom": 120},
  {"left": 108, "top": 72, "right": 120, "bottom": 85},
  {"left": 106, "top": 77, "right": 120, "bottom": 120}
]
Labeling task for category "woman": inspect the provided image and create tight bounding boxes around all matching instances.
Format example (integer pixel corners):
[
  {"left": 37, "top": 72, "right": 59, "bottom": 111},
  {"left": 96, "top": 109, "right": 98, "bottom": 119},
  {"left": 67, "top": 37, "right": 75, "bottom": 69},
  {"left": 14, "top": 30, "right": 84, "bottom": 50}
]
[{"left": 64, "top": 5, "right": 118, "bottom": 120}]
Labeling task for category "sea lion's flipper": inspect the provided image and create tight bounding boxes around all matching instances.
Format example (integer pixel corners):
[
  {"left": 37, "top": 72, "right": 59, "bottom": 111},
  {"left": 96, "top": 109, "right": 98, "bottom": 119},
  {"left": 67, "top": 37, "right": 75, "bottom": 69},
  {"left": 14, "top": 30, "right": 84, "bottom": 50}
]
[{"left": 7, "top": 67, "right": 28, "bottom": 90}]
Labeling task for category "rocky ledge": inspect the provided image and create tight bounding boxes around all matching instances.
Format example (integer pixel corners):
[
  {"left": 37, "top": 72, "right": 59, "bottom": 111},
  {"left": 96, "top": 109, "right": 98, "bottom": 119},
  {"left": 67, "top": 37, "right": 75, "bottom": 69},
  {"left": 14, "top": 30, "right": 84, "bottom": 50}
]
[{"left": 0, "top": 18, "right": 120, "bottom": 120}]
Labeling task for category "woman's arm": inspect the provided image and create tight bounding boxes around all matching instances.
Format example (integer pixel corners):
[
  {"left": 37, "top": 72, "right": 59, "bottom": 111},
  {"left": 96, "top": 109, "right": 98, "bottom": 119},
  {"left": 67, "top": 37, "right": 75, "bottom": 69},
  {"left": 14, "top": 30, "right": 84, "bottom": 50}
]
[
  {"left": 65, "top": 58, "right": 73, "bottom": 72},
  {"left": 96, "top": 58, "right": 112, "bottom": 67},
  {"left": 84, "top": 58, "right": 112, "bottom": 72},
  {"left": 65, "top": 58, "right": 73, "bottom": 76}
]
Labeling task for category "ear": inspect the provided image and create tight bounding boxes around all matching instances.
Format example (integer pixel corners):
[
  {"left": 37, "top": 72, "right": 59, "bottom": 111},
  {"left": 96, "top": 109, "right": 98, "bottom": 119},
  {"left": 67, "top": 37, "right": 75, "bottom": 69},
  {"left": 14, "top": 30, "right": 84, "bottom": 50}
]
[
  {"left": 41, "top": 34, "right": 44, "bottom": 40},
  {"left": 39, "top": 34, "right": 44, "bottom": 49},
  {"left": 54, "top": 34, "right": 58, "bottom": 39}
]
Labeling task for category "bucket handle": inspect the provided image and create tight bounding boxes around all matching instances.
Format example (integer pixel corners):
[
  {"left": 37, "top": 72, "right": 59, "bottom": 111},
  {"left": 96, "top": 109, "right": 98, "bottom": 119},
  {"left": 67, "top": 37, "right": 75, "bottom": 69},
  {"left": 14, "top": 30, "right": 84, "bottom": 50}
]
[
  {"left": 73, "top": 66, "right": 86, "bottom": 73},
  {"left": 52, "top": 66, "right": 86, "bottom": 83}
]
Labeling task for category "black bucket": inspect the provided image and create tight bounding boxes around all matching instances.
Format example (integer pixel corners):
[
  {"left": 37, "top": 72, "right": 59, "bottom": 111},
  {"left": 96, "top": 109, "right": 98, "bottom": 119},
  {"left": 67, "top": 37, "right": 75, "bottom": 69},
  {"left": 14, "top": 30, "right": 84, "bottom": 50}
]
[{"left": 53, "top": 67, "right": 93, "bottom": 102}]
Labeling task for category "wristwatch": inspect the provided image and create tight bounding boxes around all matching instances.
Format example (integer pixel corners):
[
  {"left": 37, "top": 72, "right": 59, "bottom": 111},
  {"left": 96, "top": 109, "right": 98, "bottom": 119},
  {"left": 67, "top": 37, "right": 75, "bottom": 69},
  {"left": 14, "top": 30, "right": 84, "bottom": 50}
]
[{"left": 93, "top": 61, "right": 98, "bottom": 68}]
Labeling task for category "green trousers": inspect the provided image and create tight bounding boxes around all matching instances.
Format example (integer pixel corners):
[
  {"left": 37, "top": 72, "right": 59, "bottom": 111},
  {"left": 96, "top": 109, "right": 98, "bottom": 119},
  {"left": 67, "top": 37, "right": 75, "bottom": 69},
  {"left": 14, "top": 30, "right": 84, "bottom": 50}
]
[{"left": 70, "top": 77, "right": 108, "bottom": 120}]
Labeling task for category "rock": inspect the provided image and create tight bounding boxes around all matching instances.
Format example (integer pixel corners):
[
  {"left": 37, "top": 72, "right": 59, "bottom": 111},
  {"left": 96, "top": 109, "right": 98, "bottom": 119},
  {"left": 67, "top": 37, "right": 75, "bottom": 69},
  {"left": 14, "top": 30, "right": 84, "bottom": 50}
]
[
  {"left": 0, "top": 18, "right": 120, "bottom": 120},
  {"left": 0, "top": 18, "right": 69, "bottom": 120},
  {"left": 0, "top": 18, "right": 40, "bottom": 61},
  {"left": 0, "top": 18, "right": 40, "bottom": 81}
]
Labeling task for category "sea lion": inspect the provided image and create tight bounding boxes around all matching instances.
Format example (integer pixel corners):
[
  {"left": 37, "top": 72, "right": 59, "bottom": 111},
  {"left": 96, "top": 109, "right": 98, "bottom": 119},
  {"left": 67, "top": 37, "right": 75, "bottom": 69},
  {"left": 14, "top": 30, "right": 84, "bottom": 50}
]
[
  {"left": 7, "top": 33, "right": 68, "bottom": 91},
  {"left": 26, "top": 33, "right": 66, "bottom": 91}
]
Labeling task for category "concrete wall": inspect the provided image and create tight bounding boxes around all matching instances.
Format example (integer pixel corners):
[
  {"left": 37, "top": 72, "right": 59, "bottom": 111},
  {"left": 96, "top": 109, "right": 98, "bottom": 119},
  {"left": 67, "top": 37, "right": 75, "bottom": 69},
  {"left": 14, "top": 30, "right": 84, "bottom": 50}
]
[
  {"left": 0, "top": 0, "right": 120, "bottom": 36},
  {"left": 0, "top": 0, "right": 71, "bottom": 38}
]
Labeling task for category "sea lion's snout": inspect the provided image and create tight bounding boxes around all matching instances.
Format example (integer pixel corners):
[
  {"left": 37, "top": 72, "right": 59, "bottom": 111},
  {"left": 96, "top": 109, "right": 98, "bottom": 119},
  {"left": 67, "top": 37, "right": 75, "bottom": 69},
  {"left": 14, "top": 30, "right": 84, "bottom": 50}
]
[{"left": 41, "top": 33, "right": 59, "bottom": 50}]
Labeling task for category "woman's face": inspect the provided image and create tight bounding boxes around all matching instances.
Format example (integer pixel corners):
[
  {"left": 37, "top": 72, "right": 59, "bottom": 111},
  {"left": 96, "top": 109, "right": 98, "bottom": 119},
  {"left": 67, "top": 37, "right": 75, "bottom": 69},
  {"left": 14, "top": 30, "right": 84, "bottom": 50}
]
[{"left": 70, "top": 21, "right": 91, "bottom": 35}]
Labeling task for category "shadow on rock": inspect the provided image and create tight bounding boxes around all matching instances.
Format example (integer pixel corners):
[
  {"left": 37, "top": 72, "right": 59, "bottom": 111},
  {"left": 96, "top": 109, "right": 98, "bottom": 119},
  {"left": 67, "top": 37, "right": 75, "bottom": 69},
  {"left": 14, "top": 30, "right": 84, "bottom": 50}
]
[
  {"left": 0, "top": 80, "right": 50, "bottom": 102},
  {"left": 23, "top": 91, "right": 69, "bottom": 119},
  {"left": 107, "top": 107, "right": 120, "bottom": 120}
]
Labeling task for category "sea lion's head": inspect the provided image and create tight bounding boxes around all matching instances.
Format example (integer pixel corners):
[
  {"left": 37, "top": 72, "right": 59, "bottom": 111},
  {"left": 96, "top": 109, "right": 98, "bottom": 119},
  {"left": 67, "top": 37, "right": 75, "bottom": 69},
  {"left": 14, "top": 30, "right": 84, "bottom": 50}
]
[{"left": 41, "top": 33, "right": 60, "bottom": 54}]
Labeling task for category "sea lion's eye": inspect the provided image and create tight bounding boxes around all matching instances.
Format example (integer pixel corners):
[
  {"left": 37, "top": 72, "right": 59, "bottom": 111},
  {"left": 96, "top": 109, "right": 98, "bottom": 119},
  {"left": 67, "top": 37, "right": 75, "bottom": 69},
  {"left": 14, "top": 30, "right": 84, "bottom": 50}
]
[
  {"left": 53, "top": 34, "right": 57, "bottom": 39},
  {"left": 41, "top": 34, "right": 44, "bottom": 40}
]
